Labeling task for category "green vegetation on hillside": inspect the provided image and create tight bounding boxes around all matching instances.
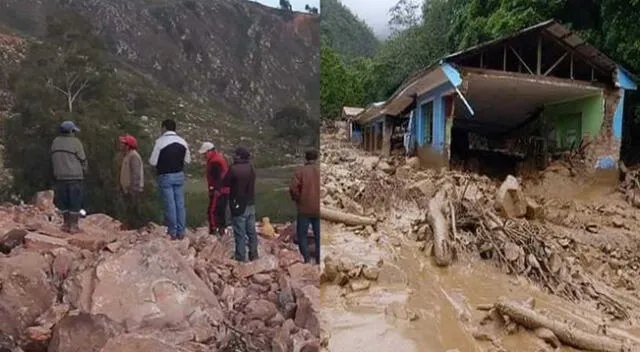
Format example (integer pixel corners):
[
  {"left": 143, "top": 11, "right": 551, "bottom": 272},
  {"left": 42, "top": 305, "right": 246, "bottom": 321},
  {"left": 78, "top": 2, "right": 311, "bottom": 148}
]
[
  {"left": 320, "top": 0, "right": 379, "bottom": 58},
  {"left": 320, "top": 0, "right": 640, "bottom": 164}
]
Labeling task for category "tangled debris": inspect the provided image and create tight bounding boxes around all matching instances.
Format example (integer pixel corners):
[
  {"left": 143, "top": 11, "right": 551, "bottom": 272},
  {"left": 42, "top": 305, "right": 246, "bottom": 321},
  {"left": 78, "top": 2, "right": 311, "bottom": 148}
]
[
  {"left": 476, "top": 297, "right": 638, "bottom": 351},
  {"left": 0, "top": 191, "right": 320, "bottom": 352}
]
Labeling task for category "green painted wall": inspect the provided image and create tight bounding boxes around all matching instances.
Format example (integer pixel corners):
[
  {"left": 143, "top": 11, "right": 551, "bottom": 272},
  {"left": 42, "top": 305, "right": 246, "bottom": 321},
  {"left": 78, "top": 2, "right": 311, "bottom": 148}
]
[{"left": 544, "top": 94, "right": 603, "bottom": 150}]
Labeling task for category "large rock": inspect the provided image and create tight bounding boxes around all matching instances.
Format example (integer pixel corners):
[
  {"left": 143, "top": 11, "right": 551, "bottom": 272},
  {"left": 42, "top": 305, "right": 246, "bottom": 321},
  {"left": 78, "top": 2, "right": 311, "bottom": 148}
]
[
  {"left": 64, "top": 239, "right": 223, "bottom": 330},
  {"left": 235, "top": 254, "right": 279, "bottom": 278},
  {"left": 293, "top": 285, "right": 320, "bottom": 336},
  {"left": 99, "top": 334, "right": 186, "bottom": 352},
  {"left": 494, "top": 175, "right": 527, "bottom": 218},
  {"left": 48, "top": 313, "right": 124, "bottom": 352},
  {"left": 0, "top": 229, "right": 27, "bottom": 254},
  {"left": 0, "top": 252, "right": 57, "bottom": 338}
]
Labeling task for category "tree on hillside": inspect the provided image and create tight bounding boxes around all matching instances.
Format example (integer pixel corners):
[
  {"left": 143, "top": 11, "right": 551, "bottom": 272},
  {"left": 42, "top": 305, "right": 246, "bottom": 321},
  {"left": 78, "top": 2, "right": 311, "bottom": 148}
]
[
  {"left": 305, "top": 4, "right": 319, "bottom": 14},
  {"left": 280, "top": 0, "right": 292, "bottom": 11},
  {"left": 271, "top": 106, "right": 318, "bottom": 153},
  {"left": 388, "top": 0, "right": 421, "bottom": 35},
  {"left": 3, "top": 10, "right": 161, "bottom": 223},
  {"left": 320, "top": 0, "right": 379, "bottom": 58}
]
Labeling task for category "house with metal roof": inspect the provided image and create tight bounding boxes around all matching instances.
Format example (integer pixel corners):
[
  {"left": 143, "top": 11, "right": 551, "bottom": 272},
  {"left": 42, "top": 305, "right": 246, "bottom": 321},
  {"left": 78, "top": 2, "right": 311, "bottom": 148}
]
[{"left": 354, "top": 20, "right": 637, "bottom": 172}]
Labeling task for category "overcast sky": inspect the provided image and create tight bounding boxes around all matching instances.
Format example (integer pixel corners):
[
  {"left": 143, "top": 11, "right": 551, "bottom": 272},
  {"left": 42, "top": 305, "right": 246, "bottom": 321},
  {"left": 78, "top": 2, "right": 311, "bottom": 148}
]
[{"left": 340, "top": 0, "right": 397, "bottom": 38}]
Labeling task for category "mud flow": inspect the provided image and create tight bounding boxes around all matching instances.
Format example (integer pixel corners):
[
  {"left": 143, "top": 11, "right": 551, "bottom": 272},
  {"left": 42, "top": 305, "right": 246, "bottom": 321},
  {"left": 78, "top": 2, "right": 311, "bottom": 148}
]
[{"left": 320, "top": 130, "right": 640, "bottom": 352}]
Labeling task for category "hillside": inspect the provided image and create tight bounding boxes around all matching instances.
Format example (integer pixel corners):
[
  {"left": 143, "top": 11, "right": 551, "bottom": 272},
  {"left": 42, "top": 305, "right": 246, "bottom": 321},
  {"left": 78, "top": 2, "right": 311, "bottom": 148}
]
[
  {"left": 0, "top": 0, "right": 320, "bottom": 164},
  {"left": 320, "top": 0, "right": 378, "bottom": 58}
]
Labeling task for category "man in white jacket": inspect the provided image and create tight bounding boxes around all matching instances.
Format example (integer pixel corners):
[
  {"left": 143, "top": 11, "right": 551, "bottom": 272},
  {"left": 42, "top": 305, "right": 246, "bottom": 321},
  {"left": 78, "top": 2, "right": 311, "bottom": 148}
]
[{"left": 149, "top": 119, "right": 191, "bottom": 239}]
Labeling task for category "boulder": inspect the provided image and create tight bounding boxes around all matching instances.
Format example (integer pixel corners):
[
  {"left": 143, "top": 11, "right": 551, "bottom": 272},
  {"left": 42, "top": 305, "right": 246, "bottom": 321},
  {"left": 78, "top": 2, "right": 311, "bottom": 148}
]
[
  {"left": 64, "top": 239, "right": 223, "bottom": 330},
  {"left": 48, "top": 313, "right": 124, "bottom": 352},
  {"left": 407, "top": 179, "right": 435, "bottom": 198},
  {"left": 525, "top": 198, "right": 544, "bottom": 220},
  {"left": 24, "top": 233, "right": 69, "bottom": 251},
  {"left": 293, "top": 285, "right": 320, "bottom": 336},
  {"left": 495, "top": 175, "right": 527, "bottom": 218},
  {"left": 235, "top": 255, "right": 279, "bottom": 278},
  {"left": 99, "top": 334, "right": 186, "bottom": 352},
  {"left": 67, "top": 231, "right": 118, "bottom": 252},
  {"left": 0, "top": 229, "right": 28, "bottom": 254},
  {"left": 244, "top": 299, "right": 278, "bottom": 321},
  {"left": 0, "top": 252, "right": 57, "bottom": 338}
]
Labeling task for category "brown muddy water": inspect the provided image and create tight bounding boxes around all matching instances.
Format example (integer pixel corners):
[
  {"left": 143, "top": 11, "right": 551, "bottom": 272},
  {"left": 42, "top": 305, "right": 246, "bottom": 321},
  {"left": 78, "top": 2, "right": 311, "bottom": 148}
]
[{"left": 321, "top": 216, "right": 640, "bottom": 352}]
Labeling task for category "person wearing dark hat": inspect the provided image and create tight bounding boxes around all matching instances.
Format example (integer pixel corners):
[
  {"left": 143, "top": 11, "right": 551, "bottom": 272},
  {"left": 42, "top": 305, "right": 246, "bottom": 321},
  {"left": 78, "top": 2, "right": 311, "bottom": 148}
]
[
  {"left": 199, "top": 141, "right": 230, "bottom": 236},
  {"left": 119, "top": 134, "right": 145, "bottom": 229},
  {"left": 222, "top": 147, "right": 257, "bottom": 261},
  {"left": 50, "top": 121, "right": 87, "bottom": 234},
  {"left": 289, "top": 149, "right": 320, "bottom": 264}
]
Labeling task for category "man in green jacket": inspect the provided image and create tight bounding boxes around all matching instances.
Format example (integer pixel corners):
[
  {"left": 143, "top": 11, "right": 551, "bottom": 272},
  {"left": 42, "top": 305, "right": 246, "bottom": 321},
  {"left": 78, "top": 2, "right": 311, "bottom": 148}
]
[{"left": 50, "top": 121, "right": 87, "bottom": 234}]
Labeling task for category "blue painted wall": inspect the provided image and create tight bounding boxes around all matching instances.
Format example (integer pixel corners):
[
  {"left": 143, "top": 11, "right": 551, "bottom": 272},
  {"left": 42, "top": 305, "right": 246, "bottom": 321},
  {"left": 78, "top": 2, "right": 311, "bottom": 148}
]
[
  {"left": 613, "top": 90, "right": 625, "bottom": 140},
  {"left": 613, "top": 68, "right": 638, "bottom": 141},
  {"left": 414, "top": 81, "right": 455, "bottom": 150}
]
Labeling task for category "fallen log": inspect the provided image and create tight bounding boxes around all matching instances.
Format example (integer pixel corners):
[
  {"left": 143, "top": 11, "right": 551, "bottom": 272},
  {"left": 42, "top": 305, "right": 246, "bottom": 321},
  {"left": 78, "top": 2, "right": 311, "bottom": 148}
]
[
  {"left": 495, "top": 298, "right": 632, "bottom": 352},
  {"left": 428, "top": 187, "right": 452, "bottom": 267},
  {"left": 320, "top": 206, "right": 376, "bottom": 226}
]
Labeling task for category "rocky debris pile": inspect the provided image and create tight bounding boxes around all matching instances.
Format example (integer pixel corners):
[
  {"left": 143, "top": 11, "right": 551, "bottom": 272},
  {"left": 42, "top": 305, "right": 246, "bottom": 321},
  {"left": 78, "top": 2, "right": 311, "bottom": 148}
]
[
  {"left": 407, "top": 174, "right": 638, "bottom": 320},
  {"left": 320, "top": 130, "right": 640, "bottom": 322},
  {"left": 320, "top": 256, "right": 382, "bottom": 293},
  {"left": 0, "top": 192, "right": 320, "bottom": 352}
]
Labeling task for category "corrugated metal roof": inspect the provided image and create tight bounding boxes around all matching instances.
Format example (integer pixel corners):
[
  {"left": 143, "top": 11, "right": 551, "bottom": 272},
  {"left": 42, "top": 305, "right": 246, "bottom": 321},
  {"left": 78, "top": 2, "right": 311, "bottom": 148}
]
[{"left": 445, "top": 20, "right": 619, "bottom": 74}]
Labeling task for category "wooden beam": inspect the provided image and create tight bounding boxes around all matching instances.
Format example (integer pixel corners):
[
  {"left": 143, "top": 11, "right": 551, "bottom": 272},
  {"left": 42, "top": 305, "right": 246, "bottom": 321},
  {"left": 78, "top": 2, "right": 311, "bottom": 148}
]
[
  {"left": 503, "top": 45, "right": 507, "bottom": 71},
  {"left": 544, "top": 52, "right": 568, "bottom": 76},
  {"left": 570, "top": 53, "right": 574, "bottom": 79},
  {"left": 510, "top": 46, "right": 534, "bottom": 74},
  {"left": 537, "top": 36, "right": 542, "bottom": 75}
]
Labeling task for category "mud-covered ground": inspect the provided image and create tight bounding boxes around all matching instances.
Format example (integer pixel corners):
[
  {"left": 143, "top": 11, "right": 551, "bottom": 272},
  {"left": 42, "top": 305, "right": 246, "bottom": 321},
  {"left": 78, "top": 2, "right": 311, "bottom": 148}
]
[{"left": 319, "top": 129, "right": 640, "bottom": 352}]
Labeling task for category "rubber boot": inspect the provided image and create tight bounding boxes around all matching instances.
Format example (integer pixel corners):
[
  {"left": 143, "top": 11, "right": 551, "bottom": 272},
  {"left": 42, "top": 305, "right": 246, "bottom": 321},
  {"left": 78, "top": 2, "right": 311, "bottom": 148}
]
[
  {"left": 61, "top": 212, "right": 71, "bottom": 233},
  {"left": 68, "top": 212, "right": 81, "bottom": 234}
]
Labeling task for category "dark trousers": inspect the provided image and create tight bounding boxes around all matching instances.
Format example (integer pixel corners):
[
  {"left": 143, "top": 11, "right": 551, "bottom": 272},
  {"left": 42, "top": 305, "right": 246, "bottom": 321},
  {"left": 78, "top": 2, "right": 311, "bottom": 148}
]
[
  {"left": 54, "top": 180, "right": 83, "bottom": 213},
  {"left": 296, "top": 215, "right": 320, "bottom": 264},
  {"left": 208, "top": 192, "right": 229, "bottom": 232},
  {"left": 122, "top": 192, "right": 145, "bottom": 229}
]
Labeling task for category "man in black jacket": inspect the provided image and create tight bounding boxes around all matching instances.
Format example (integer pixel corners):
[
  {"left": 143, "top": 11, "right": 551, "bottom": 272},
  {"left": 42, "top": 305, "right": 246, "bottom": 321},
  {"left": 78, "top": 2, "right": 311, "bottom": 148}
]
[{"left": 222, "top": 147, "right": 257, "bottom": 262}]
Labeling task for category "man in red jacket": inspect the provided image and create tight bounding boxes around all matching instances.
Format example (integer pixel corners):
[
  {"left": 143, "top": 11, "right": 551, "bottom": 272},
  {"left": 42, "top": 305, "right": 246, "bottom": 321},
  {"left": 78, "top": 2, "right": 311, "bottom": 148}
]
[{"left": 199, "top": 142, "right": 230, "bottom": 236}]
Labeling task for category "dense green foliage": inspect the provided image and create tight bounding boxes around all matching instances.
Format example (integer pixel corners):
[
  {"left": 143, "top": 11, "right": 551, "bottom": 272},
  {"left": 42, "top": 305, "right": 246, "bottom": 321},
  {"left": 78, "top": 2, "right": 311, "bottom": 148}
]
[
  {"left": 3, "top": 11, "right": 163, "bottom": 224},
  {"left": 320, "top": 0, "right": 379, "bottom": 58},
  {"left": 320, "top": 0, "right": 640, "bottom": 162}
]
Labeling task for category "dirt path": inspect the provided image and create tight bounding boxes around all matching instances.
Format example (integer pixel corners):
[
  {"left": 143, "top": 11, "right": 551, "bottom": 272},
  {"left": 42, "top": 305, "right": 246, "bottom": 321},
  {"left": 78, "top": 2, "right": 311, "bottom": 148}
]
[{"left": 319, "top": 131, "right": 640, "bottom": 351}]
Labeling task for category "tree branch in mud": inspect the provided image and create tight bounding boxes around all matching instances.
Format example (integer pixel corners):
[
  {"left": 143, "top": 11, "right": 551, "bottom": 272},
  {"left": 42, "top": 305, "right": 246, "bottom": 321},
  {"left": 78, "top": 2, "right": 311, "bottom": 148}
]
[
  {"left": 428, "top": 186, "right": 453, "bottom": 266},
  {"left": 494, "top": 298, "right": 634, "bottom": 352},
  {"left": 320, "top": 206, "right": 376, "bottom": 226}
]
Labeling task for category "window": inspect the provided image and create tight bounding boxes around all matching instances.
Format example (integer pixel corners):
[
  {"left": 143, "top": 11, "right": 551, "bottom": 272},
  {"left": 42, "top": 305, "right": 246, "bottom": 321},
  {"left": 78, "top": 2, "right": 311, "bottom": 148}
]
[{"left": 421, "top": 101, "right": 434, "bottom": 144}]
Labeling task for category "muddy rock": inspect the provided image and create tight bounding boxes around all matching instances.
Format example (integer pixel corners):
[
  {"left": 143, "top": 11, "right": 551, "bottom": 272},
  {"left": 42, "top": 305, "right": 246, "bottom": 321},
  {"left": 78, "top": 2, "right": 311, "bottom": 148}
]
[
  {"left": 235, "top": 254, "right": 279, "bottom": 278},
  {"left": 24, "top": 233, "right": 69, "bottom": 251},
  {"left": 495, "top": 175, "right": 527, "bottom": 218},
  {"left": 294, "top": 285, "right": 320, "bottom": 337},
  {"left": 349, "top": 279, "right": 371, "bottom": 292},
  {"left": 362, "top": 266, "right": 380, "bottom": 281},
  {"left": 48, "top": 313, "right": 124, "bottom": 352},
  {"left": 0, "top": 252, "right": 57, "bottom": 338}
]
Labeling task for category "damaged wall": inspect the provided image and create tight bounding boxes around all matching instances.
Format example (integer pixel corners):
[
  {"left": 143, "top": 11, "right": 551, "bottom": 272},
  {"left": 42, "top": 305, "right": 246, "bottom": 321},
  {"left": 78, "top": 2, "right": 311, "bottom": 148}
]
[{"left": 544, "top": 94, "right": 604, "bottom": 150}]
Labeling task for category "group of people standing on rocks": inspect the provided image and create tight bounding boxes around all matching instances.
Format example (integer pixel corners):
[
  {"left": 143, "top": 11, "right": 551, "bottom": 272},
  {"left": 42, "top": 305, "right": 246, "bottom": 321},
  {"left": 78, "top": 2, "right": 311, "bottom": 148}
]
[{"left": 49, "top": 118, "right": 321, "bottom": 264}]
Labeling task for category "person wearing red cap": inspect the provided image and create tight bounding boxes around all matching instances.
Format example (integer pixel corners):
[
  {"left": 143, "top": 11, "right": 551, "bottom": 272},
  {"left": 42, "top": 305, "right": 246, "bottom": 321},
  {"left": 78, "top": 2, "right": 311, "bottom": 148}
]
[{"left": 119, "top": 135, "right": 145, "bottom": 229}]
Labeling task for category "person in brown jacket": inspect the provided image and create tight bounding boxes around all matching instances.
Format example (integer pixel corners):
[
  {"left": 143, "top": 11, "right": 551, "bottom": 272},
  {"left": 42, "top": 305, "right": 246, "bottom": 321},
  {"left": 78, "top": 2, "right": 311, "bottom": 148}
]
[
  {"left": 289, "top": 149, "right": 320, "bottom": 264},
  {"left": 119, "top": 135, "right": 145, "bottom": 229}
]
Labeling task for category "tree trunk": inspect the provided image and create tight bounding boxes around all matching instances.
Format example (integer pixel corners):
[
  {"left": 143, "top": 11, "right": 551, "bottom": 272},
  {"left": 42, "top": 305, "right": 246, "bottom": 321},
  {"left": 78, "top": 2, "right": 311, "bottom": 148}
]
[
  {"left": 320, "top": 206, "right": 376, "bottom": 226},
  {"left": 428, "top": 187, "right": 452, "bottom": 266},
  {"left": 495, "top": 298, "right": 632, "bottom": 352}
]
